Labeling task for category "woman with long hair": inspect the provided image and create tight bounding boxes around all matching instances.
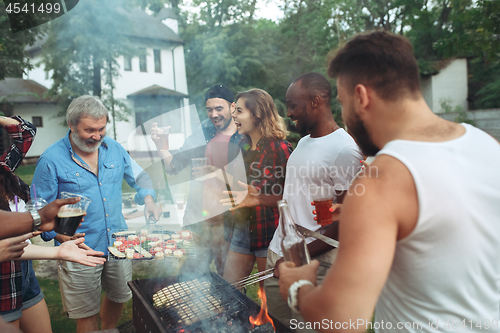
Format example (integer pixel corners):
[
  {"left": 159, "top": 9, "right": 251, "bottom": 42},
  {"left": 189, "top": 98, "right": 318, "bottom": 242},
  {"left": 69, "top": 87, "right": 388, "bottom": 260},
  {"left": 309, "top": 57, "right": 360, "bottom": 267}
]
[{"left": 222, "top": 88, "right": 292, "bottom": 285}]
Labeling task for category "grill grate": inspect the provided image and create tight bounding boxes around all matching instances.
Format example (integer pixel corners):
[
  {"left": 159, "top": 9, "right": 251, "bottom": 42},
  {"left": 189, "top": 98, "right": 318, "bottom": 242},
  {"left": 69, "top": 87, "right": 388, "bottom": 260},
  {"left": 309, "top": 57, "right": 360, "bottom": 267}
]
[
  {"left": 129, "top": 273, "right": 294, "bottom": 333},
  {"left": 149, "top": 275, "right": 250, "bottom": 330}
]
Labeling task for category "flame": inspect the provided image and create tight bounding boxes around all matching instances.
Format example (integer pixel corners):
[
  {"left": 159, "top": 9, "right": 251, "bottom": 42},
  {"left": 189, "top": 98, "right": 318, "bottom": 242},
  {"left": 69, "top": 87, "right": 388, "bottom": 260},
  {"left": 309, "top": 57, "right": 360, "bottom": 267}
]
[{"left": 249, "top": 287, "right": 275, "bottom": 330}]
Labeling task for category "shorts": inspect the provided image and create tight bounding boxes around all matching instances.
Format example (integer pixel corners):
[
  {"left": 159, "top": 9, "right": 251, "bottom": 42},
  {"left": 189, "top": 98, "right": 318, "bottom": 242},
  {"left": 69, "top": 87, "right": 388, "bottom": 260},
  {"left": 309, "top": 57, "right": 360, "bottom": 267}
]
[
  {"left": 57, "top": 259, "right": 132, "bottom": 319},
  {"left": 229, "top": 220, "right": 268, "bottom": 257},
  {"left": 1, "top": 261, "right": 44, "bottom": 322}
]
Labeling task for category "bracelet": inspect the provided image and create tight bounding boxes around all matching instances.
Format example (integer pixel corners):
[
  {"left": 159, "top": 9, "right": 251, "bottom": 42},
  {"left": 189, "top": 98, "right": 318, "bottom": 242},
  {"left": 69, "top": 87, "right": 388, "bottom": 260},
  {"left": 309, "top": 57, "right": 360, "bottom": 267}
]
[
  {"left": 29, "top": 210, "right": 42, "bottom": 232},
  {"left": 288, "top": 280, "right": 314, "bottom": 314}
]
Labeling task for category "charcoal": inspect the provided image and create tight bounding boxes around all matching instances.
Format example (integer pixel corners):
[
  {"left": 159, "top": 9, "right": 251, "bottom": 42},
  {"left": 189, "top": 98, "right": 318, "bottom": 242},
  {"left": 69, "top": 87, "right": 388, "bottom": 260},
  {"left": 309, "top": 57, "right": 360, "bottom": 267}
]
[{"left": 250, "top": 323, "right": 275, "bottom": 333}]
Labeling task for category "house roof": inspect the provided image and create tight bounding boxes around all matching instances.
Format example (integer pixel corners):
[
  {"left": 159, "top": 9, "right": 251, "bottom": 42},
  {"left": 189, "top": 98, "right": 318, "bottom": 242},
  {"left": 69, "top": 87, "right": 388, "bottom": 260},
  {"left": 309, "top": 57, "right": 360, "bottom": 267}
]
[
  {"left": 127, "top": 85, "right": 188, "bottom": 98},
  {"left": 25, "top": 7, "right": 183, "bottom": 54},
  {"left": 117, "top": 7, "right": 183, "bottom": 44},
  {"left": 156, "top": 7, "right": 178, "bottom": 21},
  {"left": 0, "top": 78, "right": 53, "bottom": 103}
]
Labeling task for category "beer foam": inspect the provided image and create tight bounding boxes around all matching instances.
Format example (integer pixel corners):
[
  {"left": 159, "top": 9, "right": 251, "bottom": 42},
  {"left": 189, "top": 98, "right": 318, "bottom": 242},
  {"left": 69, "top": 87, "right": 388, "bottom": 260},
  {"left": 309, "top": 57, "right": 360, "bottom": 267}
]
[{"left": 57, "top": 209, "right": 85, "bottom": 218}]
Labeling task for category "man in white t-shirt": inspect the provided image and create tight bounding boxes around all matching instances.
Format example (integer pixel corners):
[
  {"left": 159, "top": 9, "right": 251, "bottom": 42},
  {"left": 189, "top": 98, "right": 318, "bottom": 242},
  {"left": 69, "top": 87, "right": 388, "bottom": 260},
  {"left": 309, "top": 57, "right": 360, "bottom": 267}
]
[
  {"left": 264, "top": 72, "right": 362, "bottom": 332},
  {"left": 278, "top": 31, "right": 500, "bottom": 333},
  {"left": 220, "top": 73, "right": 362, "bottom": 332}
]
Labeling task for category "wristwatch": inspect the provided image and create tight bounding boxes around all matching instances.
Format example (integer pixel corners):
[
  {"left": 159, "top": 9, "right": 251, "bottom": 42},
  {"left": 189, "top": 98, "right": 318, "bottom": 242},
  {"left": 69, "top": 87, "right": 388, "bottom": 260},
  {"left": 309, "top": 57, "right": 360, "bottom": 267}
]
[
  {"left": 288, "top": 280, "right": 314, "bottom": 314},
  {"left": 29, "top": 209, "right": 42, "bottom": 232}
]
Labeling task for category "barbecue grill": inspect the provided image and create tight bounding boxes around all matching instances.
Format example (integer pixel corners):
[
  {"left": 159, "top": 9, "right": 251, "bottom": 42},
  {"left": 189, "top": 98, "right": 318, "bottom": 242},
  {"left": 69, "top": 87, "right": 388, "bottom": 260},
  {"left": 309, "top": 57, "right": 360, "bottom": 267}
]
[{"left": 128, "top": 272, "right": 294, "bottom": 333}]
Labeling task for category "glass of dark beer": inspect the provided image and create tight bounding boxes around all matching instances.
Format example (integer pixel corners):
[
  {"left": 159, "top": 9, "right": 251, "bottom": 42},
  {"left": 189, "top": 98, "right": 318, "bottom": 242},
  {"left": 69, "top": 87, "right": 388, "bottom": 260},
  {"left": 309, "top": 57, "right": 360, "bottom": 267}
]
[{"left": 55, "top": 192, "right": 91, "bottom": 236}]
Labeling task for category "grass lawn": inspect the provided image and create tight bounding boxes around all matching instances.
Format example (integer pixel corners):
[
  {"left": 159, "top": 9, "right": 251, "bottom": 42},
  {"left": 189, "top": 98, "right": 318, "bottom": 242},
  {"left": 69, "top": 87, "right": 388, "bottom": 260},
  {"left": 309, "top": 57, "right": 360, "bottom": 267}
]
[
  {"left": 36, "top": 261, "right": 260, "bottom": 333},
  {"left": 15, "top": 164, "right": 37, "bottom": 186}
]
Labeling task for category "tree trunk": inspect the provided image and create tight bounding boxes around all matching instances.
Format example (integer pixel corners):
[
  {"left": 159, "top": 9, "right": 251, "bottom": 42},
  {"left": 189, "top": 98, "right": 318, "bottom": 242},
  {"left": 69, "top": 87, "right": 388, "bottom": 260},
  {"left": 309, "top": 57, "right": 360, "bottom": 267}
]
[
  {"left": 108, "top": 63, "right": 117, "bottom": 140},
  {"left": 248, "top": 0, "right": 258, "bottom": 22},
  {"left": 93, "top": 59, "right": 102, "bottom": 97}
]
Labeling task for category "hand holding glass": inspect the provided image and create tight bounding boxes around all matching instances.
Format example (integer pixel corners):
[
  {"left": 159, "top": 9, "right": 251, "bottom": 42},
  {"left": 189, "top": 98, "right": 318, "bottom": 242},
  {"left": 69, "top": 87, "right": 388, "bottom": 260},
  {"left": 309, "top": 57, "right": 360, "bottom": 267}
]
[
  {"left": 191, "top": 157, "right": 208, "bottom": 180},
  {"left": 151, "top": 123, "right": 170, "bottom": 151},
  {"left": 310, "top": 185, "right": 334, "bottom": 226},
  {"left": 55, "top": 192, "right": 91, "bottom": 236}
]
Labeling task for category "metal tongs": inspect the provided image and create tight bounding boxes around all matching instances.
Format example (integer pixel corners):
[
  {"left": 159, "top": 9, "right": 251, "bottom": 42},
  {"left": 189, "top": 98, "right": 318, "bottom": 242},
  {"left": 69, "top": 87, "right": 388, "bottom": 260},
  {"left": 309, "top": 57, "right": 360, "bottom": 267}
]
[
  {"left": 230, "top": 227, "right": 339, "bottom": 289},
  {"left": 137, "top": 215, "right": 164, "bottom": 258},
  {"left": 230, "top": 268, "right": 275, "bottom": 289}
]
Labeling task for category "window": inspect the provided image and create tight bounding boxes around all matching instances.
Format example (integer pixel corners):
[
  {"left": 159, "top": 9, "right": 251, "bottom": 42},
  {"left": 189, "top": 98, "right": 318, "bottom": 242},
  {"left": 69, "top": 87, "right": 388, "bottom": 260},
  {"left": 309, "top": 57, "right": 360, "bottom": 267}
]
[
  {"left": 124, "top": 56, "right": 132, "bottom": 71},
  {"left": 45, "top": 71, "right": 49, "bottom": 80},
  {"left": 154, "top": 49, "right": 161, "bottom": 73},
  {"left": 32, "top": 116, "right": 43, "bottom": 127},
  {"left": 139, "top": 48, "right": 147, "bottom": 72}
]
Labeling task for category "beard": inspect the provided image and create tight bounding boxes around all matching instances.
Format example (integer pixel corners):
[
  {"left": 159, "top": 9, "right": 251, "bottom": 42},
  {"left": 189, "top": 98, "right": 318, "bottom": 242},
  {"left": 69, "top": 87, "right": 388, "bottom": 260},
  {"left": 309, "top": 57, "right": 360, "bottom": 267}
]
[
  {"left": 297, "top": 120, "right": 309, "bottom": 137},
  {"left": 347, "top": 112, "right": 380, "bottom": 157},
  {"left": 71, "top": 131, "right": 104, "bottom": 153},
  {"left": 211, "top": 115, "right": 232, "bottom": 131}
]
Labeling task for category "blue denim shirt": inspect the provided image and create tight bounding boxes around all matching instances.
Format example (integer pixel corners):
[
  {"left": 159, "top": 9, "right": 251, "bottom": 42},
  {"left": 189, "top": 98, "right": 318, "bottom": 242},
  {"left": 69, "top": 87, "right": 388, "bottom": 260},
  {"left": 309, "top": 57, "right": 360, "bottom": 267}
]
[{"left": 32, "top": 131, "right": 155, "bottom": 254}]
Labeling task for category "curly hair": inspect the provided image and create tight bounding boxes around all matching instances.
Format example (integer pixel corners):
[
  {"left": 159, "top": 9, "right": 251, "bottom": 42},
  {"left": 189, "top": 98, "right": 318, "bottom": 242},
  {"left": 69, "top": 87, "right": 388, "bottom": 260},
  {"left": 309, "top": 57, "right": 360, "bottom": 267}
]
[{"left": 235, "top": 89, "right": 287, "bottom": 142}]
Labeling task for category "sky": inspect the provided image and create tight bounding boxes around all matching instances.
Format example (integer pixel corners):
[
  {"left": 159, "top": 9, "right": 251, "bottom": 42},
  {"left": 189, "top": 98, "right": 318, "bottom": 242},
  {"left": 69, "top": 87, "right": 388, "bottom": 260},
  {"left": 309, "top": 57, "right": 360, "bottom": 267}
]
[
  {"left": 180, "top": 0, "right": 285, "bottom": 22},
  {"left": 255, "top": 0, "right": 284, "bottom": 22}
]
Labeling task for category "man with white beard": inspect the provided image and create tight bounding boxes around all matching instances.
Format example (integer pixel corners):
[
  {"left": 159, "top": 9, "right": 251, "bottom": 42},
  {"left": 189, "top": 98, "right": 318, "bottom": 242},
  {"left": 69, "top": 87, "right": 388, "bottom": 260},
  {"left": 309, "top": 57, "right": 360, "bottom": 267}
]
[{"left": 32, "top": 95, "right": 160, "bottom": 333}]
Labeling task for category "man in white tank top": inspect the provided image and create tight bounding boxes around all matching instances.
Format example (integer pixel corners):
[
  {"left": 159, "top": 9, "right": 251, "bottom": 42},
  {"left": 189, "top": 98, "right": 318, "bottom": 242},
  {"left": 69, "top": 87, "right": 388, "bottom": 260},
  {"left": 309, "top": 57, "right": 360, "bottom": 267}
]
[{"left": 278, "top": 31, "right": 500, "bottom": 333}]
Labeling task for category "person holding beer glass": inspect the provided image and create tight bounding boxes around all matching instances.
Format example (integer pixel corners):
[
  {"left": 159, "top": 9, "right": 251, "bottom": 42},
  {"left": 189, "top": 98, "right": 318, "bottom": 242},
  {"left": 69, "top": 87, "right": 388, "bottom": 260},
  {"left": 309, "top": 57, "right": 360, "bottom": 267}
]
[
  {"left": 0, "top": 116, "right": 105, "bottom": 333},
  {"left": 220, "top": 88, "right": 293, "bottom": 287},
  {"left": 32, "top": 96, "right": 160, "bottom": 333}
]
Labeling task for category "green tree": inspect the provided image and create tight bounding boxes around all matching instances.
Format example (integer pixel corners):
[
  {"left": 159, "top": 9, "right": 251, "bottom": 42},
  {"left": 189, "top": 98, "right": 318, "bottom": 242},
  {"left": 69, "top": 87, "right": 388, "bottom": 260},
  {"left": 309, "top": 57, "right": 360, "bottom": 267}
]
[
  {"left": 41, "top": 0, "right": 143, "bottom": 136},
  {"left": 180, "top": 0, "right": 285, "bottom": 116},
  {"left": 0, "top": 1, "right": 42, "bottom": 80}
]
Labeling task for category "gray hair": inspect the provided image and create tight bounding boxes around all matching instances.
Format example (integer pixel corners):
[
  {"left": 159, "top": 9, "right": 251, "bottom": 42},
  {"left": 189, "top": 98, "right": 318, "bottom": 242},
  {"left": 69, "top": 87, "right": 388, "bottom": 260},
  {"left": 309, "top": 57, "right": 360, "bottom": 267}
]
[{"left": 66, "top": 95, "right": 109, "bottom": 127}]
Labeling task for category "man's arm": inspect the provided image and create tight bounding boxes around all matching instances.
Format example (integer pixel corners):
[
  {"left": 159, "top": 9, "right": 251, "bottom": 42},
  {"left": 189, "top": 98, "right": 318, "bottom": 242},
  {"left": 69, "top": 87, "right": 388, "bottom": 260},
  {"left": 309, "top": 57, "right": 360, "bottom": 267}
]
[
  {"left": 0, "top": 197, "right": 82, "bottom": 240},
  {"left": 278, "top": 155, "right": 419, "bottom": 332},
  {"left": 123, "top": 155, "right": 161, "bottom": 220},
  {"left": 152, "top": 123, "right": 208, "bottom": 175}
]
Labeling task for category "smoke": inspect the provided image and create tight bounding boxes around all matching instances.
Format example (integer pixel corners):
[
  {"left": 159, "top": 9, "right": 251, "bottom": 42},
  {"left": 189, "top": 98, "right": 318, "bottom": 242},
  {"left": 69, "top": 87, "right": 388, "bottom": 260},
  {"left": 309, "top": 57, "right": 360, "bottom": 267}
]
[{"left": 127, "top": 104, "right": 247, "bottom": 227}]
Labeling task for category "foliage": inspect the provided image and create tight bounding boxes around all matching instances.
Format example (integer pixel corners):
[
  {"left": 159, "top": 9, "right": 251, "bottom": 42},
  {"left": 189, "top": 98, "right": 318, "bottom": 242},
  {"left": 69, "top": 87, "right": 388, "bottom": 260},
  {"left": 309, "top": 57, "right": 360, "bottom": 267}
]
[
  {"left": 439, "top": 98, "right": 474, "bottom": 125},
  {"left": 454, "top": 109, "right": 474, "bottom": 126},
  {"left": 2, "top": 0, "right": 499, "bottom": 137},
  {"left": 411, "top": 0, "right": 500, "bottom": 108},
  {"left": 180, "top": 0, "right": 346, "bottom": 144},
  {"left": 0, "top": 1, "right": 43, "bottom": 80},
  {"left": 475, "top": 76, "right": 500, "bottom": 110},
  {"left": 181, "top": 0, "right": 286, "bottom": 119},
  {"left": 439, "top": 98, "right": 464, "bottom": 113}
]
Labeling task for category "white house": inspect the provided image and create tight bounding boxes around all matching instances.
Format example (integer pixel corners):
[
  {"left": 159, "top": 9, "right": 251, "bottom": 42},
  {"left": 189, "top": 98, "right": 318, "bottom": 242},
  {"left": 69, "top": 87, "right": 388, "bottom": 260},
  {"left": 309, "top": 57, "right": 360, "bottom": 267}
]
[
  {"left": 421, "top": 58, "right": 468, "bottom": 113},
  {"left": 0, "top": 78, "right": 59, "bottom": 159},
  {"left": 3, "top": 7, "right": 190, "bottom": 158}
]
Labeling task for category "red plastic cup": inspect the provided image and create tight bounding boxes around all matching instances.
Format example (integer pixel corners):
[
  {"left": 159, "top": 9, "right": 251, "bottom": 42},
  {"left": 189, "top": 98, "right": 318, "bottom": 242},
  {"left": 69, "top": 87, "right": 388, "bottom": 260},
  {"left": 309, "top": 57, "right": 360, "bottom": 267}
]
[{"left": 310, "top": 185, "right": 334, "bottom": 226}]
